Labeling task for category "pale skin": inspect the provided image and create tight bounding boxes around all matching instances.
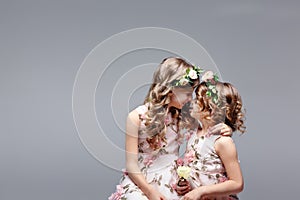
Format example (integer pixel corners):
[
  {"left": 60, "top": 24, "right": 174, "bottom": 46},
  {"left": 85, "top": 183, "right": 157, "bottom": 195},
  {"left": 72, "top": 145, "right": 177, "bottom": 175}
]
[
  {"left": 125, "top": 88, "right": 232, "bottom": 200},
  {"left": 176, "top": 102, "right": 243, "bottom": 200}
]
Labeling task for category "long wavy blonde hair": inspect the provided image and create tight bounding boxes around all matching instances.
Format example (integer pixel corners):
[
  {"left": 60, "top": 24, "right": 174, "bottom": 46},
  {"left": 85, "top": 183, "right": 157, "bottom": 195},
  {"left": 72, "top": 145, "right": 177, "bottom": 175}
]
[
  {"left": 142, "top": 57, "right": 199, "bottom": 150},
  {"left": 195, "top": 82, "right": 246, "bottom": 133}
]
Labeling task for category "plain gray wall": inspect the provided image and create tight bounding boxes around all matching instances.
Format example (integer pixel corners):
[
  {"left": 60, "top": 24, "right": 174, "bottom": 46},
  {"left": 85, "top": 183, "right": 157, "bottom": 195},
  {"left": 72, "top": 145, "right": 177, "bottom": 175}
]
[{"left": 1, "top": 1, "right": 300, "bottom": 199}]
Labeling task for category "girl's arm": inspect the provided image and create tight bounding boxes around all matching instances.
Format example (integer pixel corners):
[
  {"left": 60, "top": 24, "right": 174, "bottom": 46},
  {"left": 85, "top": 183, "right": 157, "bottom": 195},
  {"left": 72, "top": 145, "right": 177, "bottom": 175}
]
[
  {"left": 183, "top": 136, "right": 243, "bottom": 199},
  {"left": 125, "top": 110, "right": 166, "bottom": 200}
]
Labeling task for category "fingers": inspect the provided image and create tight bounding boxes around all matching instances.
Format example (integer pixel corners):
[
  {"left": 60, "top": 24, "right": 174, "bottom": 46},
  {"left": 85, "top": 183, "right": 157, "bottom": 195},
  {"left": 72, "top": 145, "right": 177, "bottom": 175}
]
[
  {"left": 209, "top": 123, "right": 232, "bottom": 136},
  {"left": 220, "top": 127, "right": 232, "bottom": 136},
  {"left": 219, "top": 123, "right": 232, "bottom": 136},
  {"left": 208, "top": 123, "right": 223, "bottom": 135},
  {"left": 176, "top": 184, "right": 191, "bottom": 195},
  {"left": 178, "top": 179, "right": 189, "bottom": 187},
  {"left": 158, "top": 192, "right": 166, "bottom": 200},
  {"left": 160, "top": 195, "right": 166, "bottom": 200}
]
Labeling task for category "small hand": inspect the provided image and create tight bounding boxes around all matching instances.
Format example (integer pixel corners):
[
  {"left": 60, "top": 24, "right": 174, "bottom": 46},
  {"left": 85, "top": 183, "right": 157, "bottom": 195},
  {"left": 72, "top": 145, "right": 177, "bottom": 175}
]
[
  {"left": 148, "top": 191, "right": 166, "bottom": 200},
  {"left": 183, "top": 187, "right": 204, "bottom": 200},
  {"left": 208, "top": 123, "right": 232, "bottom": 136},
  {"left": 175, "top": 179, "right": 191, "bottom": 196}
]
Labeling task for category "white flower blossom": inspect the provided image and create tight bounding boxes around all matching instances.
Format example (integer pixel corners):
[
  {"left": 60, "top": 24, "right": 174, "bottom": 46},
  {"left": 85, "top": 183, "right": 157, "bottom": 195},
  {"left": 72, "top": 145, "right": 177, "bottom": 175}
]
[
  {"left": 179, "top": 78, "right": 189, "bottom": 85},
  {"left": 188, "top": 69, "right": 198, "bottom": 79},
  {"left": 177, "top": 166, "right": 191, "bottom": 179}
]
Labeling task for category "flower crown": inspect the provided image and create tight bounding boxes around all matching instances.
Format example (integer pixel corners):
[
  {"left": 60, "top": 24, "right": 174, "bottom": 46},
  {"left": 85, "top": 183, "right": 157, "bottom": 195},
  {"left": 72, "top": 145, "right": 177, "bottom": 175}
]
[
  {"left": 173, "top": 66, "right": 204, "bottom": 86},
  {"left": 201, "top": 70, "right": 219, "bottom": 104},
  {"left": 172, "top": 66, "right": 220, "bottom": 104}
]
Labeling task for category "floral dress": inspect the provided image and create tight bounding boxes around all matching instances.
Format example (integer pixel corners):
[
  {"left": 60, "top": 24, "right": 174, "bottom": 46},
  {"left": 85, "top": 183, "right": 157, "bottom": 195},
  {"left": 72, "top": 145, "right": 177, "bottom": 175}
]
[
  {"left": 109, "top": 105, "right": 188, "bottom": 200},
  {"left": 184, "top": 130, "right": 239, "bottom": 200}
]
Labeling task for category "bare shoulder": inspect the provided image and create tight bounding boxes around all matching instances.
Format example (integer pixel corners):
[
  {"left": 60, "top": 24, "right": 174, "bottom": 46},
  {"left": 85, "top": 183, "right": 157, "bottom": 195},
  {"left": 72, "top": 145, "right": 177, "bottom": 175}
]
[
  {"left": 128, "top": 109, "right": 139, "bottom": 118},
  {"left": 214, "top": 136, "right": 236, "bottom": 154},
  {"left": 215, "top": 136, "right": 234, "bottom": 145},
  {"left": 127, "top": 109, "right": 140, "bottom": 125}
]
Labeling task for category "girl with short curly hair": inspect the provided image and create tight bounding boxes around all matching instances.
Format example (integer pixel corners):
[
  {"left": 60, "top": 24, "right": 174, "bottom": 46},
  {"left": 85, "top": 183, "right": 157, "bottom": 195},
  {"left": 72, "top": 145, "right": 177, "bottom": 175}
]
[{"left": 177, "top": 80, "right": 246, "bottom": 200}]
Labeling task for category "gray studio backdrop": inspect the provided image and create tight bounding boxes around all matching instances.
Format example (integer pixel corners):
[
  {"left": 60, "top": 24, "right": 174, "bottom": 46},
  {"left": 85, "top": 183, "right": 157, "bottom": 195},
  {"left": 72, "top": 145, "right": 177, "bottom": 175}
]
[{"left": 1, "top": 1, "right": 300, "bottom": 200}]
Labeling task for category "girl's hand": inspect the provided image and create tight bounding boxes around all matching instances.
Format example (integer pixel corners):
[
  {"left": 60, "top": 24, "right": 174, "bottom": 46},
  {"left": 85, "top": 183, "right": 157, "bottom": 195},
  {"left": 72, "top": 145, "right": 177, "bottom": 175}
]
[
  {"left": 175, "top": 179, "right": 191, "bottom": 195},
  {"left": 148, "top": 191, "right": 166, "bottom": 200},
  {"left": 208, "top": 123, "right": 232, "bottom": 136},
  {"left": 183, "top": 187, "right": 204, "bottom": 200}
]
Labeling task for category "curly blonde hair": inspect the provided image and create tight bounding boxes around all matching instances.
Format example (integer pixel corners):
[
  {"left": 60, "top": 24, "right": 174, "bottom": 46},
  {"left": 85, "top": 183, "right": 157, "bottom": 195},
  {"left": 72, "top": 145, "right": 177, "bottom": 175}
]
[
  {"left": 142, "top": 57, "right": 199, "bottom": 150},
  {"left": 195, "top": 82, "right": 246, "bottom": 133}
]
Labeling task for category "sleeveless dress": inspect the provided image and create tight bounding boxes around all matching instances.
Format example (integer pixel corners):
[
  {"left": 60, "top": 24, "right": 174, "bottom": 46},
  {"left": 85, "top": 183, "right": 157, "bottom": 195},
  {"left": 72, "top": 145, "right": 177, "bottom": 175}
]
[
  {"left": 109, "top": 105, "right": 187, "bottom": 200},
  {"left": 184, "top": 130, "right": 239, "bottom": 200}
]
